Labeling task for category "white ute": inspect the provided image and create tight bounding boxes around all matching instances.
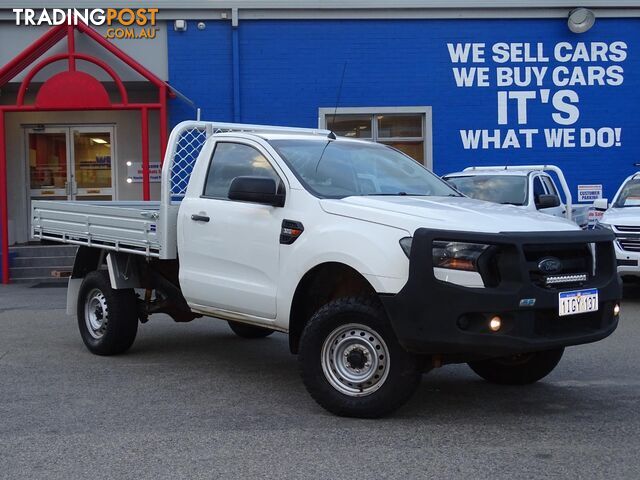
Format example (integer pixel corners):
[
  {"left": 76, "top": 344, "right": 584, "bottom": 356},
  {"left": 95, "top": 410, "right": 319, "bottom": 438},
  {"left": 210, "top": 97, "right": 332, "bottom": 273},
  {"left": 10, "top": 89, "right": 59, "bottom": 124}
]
[
  {"left": 443, "top": 165, "right": 590, "bottom": 229},
  {"left": 32, "top": 122, "right": 621, "bottom": 417},
  {"left": 595, "top": 172, "right": 640, "bottom": 278}
]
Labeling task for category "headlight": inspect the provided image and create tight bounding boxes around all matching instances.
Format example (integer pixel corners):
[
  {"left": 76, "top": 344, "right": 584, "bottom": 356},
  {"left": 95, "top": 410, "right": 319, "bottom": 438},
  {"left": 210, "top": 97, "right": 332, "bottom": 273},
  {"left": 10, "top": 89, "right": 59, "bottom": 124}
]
[
  {"left": 596, "top": 222, "right": 612, "bottom": 230},
  {"left": 432, "top": 241, "right": 490, "bottom": 272}
]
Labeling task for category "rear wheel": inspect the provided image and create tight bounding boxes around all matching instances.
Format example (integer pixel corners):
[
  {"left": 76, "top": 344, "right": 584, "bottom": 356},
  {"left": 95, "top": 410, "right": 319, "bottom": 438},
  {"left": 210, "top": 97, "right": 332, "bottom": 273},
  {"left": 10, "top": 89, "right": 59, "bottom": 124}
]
[
  {"left": 227, "top": 321, "right": 274, "bottom": 339},
  {"left": 77, "top": 270, "right": 138, "bottom": 355},
  {"left": 299, "top": 297, "right": 421, "bottom": 418},
  {"left": 468, "top": 348, "right": 564, "bottom": 385}
]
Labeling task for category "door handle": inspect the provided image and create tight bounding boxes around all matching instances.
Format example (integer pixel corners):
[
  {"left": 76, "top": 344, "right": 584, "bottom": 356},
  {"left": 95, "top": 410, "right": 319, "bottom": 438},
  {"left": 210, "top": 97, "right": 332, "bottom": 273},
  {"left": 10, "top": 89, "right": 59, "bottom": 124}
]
[{"left": 191, "top": 214, "right": 210, "bottom": 222}]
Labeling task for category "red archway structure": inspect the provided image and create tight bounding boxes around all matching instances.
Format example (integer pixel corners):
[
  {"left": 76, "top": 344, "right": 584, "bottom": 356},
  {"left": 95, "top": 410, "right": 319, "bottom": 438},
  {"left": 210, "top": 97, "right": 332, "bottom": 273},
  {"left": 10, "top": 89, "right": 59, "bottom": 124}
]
[{"left": 0, "top": 23, "right": 172, "bottom": 283}]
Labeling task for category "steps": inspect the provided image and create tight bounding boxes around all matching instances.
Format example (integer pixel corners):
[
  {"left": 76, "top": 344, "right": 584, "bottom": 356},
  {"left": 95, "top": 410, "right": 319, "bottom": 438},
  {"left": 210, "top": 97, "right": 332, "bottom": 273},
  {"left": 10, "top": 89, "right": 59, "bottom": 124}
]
[{"left": 9, "top": 244, "right": 77, "bottom": 284}]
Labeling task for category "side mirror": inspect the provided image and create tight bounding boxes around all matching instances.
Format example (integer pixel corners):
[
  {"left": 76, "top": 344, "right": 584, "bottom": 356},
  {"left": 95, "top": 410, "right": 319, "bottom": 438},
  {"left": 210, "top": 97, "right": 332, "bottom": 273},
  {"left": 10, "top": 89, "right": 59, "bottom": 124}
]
[
  {"left": 228, "top": 176, "right": 285, "bottom": 207},
  {"left": 535, "top": 194, "right": 561, "bottom": 209},
  {"left": 593, "top": 198, "right": 609, "bottom": 211}
]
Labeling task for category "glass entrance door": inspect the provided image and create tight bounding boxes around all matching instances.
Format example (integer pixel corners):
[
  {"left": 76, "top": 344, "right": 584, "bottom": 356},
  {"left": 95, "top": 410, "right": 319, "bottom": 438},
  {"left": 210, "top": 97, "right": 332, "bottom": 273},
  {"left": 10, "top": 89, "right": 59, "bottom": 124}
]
[
  {"left": 28, "top": 127, "right": 70, "bottom": 201},
  {"left": 27, "top": 126, "right": 114, "bottom": 202},
  {"left": 71, "top": 127, "right": 114, "bottom": 201}
]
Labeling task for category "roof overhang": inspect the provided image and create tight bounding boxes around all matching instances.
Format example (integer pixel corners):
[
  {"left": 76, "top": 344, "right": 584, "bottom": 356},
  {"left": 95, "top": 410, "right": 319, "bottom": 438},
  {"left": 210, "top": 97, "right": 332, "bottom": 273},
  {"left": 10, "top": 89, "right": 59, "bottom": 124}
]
[{"left": 0, "top": 2, "right": 639, "bottom": 21}]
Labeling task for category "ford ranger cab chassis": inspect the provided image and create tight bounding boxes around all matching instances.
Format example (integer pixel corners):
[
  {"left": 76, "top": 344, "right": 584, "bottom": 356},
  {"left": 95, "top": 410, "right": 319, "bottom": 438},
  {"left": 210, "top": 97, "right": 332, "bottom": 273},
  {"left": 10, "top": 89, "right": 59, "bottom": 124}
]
[{"left": 32, "top": 121, "right": 621, "bottom": 417}]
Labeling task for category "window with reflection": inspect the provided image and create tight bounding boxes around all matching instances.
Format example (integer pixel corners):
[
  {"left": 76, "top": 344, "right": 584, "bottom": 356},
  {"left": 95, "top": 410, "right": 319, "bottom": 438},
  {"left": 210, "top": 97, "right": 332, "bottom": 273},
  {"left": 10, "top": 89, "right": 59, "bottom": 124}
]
[
  {"left": 204, "top": 142, "right": 280, "bottom": 198},
  {"left": 326, "top": 112, "right": 425, "bottom": 163}
]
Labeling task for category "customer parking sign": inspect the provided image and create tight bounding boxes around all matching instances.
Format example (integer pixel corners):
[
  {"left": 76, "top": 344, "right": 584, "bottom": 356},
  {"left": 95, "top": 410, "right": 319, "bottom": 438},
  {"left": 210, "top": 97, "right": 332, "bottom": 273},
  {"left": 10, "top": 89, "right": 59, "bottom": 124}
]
[{"left": 578, "top": 184, "right": 603, "bottom": 202}]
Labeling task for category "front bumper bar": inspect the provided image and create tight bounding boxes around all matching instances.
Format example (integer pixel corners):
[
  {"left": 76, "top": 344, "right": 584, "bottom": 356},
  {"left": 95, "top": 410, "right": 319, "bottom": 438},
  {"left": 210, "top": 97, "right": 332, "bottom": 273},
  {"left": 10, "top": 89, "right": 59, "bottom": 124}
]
[{"left": 381, "top": 228, "right": 621, "bottom": 358}]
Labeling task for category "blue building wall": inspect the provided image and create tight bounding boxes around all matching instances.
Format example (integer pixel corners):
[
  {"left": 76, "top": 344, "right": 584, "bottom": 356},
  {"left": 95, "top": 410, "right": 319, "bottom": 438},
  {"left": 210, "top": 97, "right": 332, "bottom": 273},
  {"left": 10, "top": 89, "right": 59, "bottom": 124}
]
[{"left": 168, "top": 18, "right": 640, "bottom": 200}]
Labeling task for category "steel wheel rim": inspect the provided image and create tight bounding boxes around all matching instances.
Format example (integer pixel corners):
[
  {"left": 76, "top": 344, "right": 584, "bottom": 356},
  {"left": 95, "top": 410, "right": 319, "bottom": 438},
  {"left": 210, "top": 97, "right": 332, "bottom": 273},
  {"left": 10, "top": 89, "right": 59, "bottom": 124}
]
[
  {"left": 84, "top": 288, "right": 108, "bottom": 340},
  {"left": 321, "top": 323, "right": 390, "bottom": 397}
]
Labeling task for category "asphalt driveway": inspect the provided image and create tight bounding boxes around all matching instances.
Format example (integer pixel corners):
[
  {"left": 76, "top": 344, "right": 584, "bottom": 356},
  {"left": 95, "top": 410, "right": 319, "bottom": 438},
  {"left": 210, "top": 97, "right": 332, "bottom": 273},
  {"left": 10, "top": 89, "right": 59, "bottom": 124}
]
[{"left": 0, "top": 282, "right": 639, "bottom": 479}]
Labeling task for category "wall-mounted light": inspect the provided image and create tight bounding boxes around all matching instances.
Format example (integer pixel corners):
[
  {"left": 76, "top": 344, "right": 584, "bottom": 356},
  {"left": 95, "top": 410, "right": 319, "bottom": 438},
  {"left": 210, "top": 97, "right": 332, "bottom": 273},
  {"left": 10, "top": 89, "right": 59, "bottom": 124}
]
[
  {"left": 174, "top": 19, "right": 187, "bottom": 32},
  {"left": 568, "top": 8, "right": 595, "bottom": 33}
]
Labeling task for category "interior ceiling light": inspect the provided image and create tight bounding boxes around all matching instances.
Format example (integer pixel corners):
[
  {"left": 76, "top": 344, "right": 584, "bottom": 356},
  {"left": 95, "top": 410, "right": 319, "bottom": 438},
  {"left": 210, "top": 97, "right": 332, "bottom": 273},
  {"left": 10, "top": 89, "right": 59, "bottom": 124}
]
[
  {"left": 91, "top": 137, "right": 108, "bottom": 144},
  {"left": 568, "top": 8, "right": 596, "bottom": 33}
]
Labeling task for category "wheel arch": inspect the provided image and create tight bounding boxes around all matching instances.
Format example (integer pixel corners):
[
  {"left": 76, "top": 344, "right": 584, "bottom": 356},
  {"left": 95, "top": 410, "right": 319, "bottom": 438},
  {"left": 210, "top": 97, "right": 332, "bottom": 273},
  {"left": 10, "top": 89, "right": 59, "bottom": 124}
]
[
  {"left": 67, "top": 248, "right": 145, "bottom": 314},
  {"left": 71, "top": 246, "right": 104, "bottom": 279},
  {"left": 288, "top": 261, "right": 379, "bottom": 354},
  {"left": 67, "top": 247, "right": 105, "bottom": 315}
]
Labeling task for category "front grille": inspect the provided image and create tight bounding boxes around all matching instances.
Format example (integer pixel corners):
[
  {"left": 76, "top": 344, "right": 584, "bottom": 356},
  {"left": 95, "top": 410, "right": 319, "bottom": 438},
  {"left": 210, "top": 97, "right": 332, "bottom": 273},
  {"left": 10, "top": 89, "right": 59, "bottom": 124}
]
[
  {"left": 523, "top": 243, "right": 592, "bottom": 289},
  {"left": 615, "top": 225, "right": 640, "bottom": 232},
  {"left": 617, "top": 237, "right": 640, "bottom": 252}
]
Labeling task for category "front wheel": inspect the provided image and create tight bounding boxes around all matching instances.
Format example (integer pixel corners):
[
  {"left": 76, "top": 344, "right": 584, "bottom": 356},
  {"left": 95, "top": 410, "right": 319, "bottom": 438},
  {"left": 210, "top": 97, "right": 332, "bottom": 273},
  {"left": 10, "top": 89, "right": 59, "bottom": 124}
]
[
  {"left": 299, "top": 297, "right": 421, "bottom": 418},
  {"left": 77, "top": 270, "right": 139, "bottom": 355},
  {"left": 468, "top": 348, "right": 564, "bottom": 385}
]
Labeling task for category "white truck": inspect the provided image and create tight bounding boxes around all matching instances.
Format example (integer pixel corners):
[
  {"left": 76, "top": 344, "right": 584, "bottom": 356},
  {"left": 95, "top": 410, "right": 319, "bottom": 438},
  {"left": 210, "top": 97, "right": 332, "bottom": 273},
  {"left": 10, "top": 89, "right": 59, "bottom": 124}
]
[
  {"left": 443, "top": 165, "right": 590, "bottom": 229},
  {"left": 32, "top": 121, "right": 621, "bottom": 418},
  {"left": 594, "top": 172, "right": 640, "bottom": 278}
]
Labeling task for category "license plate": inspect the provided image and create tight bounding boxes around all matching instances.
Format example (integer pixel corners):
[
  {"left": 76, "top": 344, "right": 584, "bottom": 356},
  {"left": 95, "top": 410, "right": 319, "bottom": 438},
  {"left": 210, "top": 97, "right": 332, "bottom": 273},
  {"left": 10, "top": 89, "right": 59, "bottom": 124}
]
[{"left": 558, "top": 288, "right": 598, "bottom": 316}]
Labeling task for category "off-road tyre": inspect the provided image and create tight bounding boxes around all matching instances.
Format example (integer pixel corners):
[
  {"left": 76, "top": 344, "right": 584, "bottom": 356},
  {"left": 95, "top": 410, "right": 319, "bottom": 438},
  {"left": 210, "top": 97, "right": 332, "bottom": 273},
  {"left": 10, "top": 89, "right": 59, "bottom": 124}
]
[
  {"left": 468, "top": 348, "right": 565, "bottom": 385},
  {"left": 299, "top": 296, "right": 421, "bottom": 418},
  {"left": 77, "top": 270, "right": 138, "bottom": 355}
]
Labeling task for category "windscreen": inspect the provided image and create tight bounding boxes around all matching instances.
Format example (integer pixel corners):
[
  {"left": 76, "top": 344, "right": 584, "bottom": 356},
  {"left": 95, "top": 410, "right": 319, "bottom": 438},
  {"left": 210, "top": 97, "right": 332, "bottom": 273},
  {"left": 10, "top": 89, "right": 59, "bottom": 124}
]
[
  {"left": 614, "top": 178, "right": 640, "bottom": 207},
  {"left": 445, "top": 175, "right": 528, "bottom": 206},
  {"left": 269, "top": 139, "right": 459, "bottom": 199}
]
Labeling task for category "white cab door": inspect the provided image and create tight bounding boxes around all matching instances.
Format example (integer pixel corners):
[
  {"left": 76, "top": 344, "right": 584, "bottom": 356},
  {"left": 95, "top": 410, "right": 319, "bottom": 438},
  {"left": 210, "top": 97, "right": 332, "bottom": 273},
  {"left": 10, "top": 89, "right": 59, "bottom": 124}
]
[{"left": 178, "top": 141, "right": 286, "bottom": 319}]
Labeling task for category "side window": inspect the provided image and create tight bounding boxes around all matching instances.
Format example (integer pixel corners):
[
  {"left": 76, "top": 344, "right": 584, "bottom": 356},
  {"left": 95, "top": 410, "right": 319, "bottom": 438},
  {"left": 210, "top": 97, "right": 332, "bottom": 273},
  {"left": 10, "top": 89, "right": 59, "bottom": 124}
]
[
  {"left": 541, "top": 176, "right": 559, "bottom": 197},
  {"left": 532, "top": 176, "right": 546, "bottom": 203},
  {"left": 203, "top": 142, "right": 280, "bottom": 199}
]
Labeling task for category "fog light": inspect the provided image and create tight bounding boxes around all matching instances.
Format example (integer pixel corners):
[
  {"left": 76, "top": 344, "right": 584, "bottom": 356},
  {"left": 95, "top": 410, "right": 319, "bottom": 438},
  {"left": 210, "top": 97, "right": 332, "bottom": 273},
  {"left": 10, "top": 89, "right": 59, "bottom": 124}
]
[
  {"left": 614, "top": 304, "right": 620, "bottom": 316},
  {"left": 489, "top": 316, "right": 502, "bottom": 332}
]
